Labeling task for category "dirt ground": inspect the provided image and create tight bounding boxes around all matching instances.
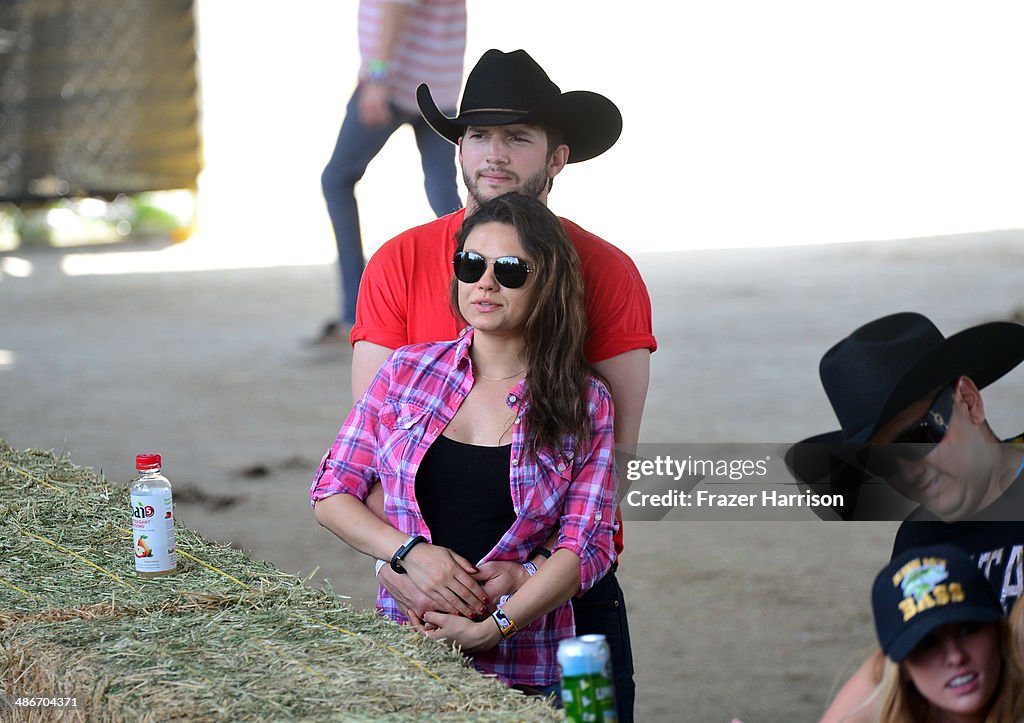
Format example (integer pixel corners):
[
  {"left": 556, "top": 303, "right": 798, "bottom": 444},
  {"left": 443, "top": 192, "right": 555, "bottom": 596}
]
[{"left": 3, "top": 229, "right": 1024, "bottom": 721}]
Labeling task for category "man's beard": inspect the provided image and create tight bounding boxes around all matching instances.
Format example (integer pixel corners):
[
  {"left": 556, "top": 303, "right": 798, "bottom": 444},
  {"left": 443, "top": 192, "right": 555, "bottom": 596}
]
[{"left": 463, "top": 166, "right": 549, "bottom": 208}]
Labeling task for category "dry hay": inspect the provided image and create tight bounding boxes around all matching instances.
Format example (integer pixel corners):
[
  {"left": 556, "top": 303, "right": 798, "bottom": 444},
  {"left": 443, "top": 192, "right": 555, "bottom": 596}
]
[{"left": 0, "top": 441, "right": 559, "bottom": 721}]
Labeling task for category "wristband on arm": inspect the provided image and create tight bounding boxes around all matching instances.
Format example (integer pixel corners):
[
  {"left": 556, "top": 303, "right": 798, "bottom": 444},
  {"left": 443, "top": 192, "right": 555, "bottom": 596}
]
[
  {"left": 491, "top": 608, "right": 518, "bottom": 640},
  {"left": 374, "top": 559, "right": 387, "bottom": 578},
  {"left": 530, "top": 546, "right": 551, "bottom": 561},
  {"left": 367, "top": 59, "right": 389, "bottom": 84},
  {"left": 390, "top": 534, "right": 427, "bottom": 574}
]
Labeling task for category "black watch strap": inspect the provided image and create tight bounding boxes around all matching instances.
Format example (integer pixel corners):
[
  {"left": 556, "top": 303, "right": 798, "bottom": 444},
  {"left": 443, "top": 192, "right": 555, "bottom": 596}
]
[
  {"left": 390, "top": 534, "right": 427, "bottom": 574},
  {"left": 530, "top": 546, "right": 552, "bottom": 560}
]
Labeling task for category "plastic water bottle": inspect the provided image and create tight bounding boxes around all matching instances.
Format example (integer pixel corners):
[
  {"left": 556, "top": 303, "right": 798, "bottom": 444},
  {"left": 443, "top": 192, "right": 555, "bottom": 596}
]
[{"left": 130, "top": 453, "right": 177, "bottom": 577}]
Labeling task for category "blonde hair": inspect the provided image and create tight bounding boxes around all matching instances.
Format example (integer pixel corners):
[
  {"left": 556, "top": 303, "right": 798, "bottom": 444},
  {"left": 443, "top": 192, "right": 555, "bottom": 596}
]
[
  {"left": 1011, "top": 598, "right": 1024, "bottom": 681},
  {"left": 876, "top": 620, "right": 1024, "bottom": 723}
]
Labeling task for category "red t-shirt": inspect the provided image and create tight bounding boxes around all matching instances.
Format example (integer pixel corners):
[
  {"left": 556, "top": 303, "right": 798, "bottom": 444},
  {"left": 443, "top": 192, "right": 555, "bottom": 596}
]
[{"left": 352, "top": 208, "right": 657, "bottom": 555}]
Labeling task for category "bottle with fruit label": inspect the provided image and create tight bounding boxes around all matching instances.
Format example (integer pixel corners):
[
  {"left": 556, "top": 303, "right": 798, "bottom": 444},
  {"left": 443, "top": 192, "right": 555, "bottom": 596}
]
[{"left": 130, "top": 453, "right": 176, "bottom": 577}]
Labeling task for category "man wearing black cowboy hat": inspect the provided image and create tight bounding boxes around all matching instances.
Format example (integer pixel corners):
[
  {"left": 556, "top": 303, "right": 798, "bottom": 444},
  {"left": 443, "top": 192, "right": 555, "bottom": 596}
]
[
  {"left": 791, "top": 311, "right": 1024, "bottom": 523},
  {"left": 802, "top": 312, "right": 1024, "bottom": 722},
  {"left": 341, "top": 49, "right": 654, "bottom": 719}
]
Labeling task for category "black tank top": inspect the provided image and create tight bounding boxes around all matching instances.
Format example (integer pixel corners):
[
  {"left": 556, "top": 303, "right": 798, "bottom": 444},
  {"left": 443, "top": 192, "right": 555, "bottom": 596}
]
[{"left": 415, "top": 434, "right": 516, "bottom": 564}]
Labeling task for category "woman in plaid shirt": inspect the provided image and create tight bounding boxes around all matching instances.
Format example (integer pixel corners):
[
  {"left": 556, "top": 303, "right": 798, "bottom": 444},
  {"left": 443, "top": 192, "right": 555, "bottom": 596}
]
[{"left": 312, "top": 192, "right": 618, "bottom": 693}]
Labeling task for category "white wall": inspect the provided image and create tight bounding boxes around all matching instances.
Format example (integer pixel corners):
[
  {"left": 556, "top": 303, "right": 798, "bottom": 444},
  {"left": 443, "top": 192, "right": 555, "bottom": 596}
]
[{"left": 193, "top": 1, "right": 1024, "bottom": 259}]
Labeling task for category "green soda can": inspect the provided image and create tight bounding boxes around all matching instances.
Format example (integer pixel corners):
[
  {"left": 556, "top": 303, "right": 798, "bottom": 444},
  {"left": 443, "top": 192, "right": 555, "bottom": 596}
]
[{"left": 557, "top": 634, "right": 617, "bottom": 722}]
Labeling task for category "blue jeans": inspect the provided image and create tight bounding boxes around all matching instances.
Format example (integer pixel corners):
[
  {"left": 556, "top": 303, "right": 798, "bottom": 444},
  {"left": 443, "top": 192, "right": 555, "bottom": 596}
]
[
  {"left": 320, "top": 87, "right": 462, "bottom": 324},
  {"left": 571, "top": 568, "right": 636, "bottom": 722}
]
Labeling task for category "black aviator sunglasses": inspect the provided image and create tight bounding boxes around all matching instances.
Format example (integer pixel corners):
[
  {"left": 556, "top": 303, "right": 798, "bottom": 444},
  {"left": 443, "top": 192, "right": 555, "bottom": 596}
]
[
  {"left": 860, "top": 384, "right": 955, "bottom": 475},
  {"left": 891, "top": 384, "right": 954, "bottom": 446},
  {"left": 452, "top": 251, "right": 534, "bottom": 289}
]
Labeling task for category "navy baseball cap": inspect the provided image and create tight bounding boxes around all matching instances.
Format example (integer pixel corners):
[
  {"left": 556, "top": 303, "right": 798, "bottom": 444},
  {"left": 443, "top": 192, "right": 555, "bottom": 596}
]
[{"left": 872, "top": 544, "right": 1003, "bottom": 662}]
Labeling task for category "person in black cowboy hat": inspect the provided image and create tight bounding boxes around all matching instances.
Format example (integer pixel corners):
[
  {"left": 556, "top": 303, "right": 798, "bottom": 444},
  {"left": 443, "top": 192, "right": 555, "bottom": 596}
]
[
  {"left": 806, "top": 312, "right": 1024, "bottom": 723},
  {"left": 791, "top": 311, "right": 1024, "bottom": 523},
  {"left": 417, "top": 50, "right": 623, "bottom": 160},
  {"left": 332, "top": 49, "right": 654, "bottom": 721}
]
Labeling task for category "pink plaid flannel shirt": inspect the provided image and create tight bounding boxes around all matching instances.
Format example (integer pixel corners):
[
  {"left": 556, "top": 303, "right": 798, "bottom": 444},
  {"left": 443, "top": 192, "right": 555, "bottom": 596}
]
[{"left": 311, "top": 329, "right": 618, "bottom": 686}]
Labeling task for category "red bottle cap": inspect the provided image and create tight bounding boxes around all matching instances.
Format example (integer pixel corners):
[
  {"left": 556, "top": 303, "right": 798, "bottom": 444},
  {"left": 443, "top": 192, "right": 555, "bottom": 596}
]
[{"left": 136, "top": 453, "right": 162, "bottom": 470}]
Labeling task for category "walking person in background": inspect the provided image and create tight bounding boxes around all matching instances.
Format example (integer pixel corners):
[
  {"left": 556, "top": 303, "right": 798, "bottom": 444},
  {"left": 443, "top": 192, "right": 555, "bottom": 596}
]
[{"left": 315, "top": 0, "right": 465, "bottom": 344}]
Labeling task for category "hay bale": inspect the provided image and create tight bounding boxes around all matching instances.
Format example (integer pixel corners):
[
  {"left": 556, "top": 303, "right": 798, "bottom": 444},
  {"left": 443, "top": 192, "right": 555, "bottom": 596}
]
[{"left": 0, "top": 440, "right": 559, "bottom": 721}]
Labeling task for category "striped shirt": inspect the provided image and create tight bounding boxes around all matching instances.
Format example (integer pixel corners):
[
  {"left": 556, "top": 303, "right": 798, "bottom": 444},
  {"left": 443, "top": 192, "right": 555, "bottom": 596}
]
[
  {"left": 311, "top": 329, "right": 618, "bottom": 686},
  {"left": 358, "top": 0, "right": 466, "bottom": 114}
]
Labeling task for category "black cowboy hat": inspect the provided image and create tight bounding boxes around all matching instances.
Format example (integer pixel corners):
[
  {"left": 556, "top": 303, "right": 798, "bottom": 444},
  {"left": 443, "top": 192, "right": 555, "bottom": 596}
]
[
  {"left": 416, "top": 49, "right": 622, "bottom": 163},
  {"left": 786, "top": 312, "right": 1024, "bottom": 518},
  {"left": 810, "top": 312, "right": 1024, "bottom": 445}
]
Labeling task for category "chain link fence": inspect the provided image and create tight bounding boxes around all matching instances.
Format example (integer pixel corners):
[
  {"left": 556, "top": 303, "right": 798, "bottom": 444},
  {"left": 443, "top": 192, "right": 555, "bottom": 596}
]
[{"left": 0, "top": 0, "right": 201, "bottom": 202}]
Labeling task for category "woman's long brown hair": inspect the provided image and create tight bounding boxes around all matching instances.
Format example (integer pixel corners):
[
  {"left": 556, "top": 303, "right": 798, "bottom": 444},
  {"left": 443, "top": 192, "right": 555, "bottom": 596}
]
[{"left": 451, "top": 192, "right": 606, "bottom": 461}]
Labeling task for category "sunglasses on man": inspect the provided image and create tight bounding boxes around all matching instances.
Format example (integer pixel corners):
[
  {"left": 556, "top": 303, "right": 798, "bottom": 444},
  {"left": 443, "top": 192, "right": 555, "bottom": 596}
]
[
  {"left": 453, "top": 251, "right": 533, "bottom": 289},
  {"left": 861, "top": 384, "right": 954, "bottom": 475}
]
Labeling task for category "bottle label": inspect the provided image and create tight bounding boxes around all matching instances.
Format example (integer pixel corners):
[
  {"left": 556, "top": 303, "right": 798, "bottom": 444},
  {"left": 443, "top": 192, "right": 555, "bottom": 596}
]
[{"left": 131, "top": 493, "right": 176, "bottom": 573}]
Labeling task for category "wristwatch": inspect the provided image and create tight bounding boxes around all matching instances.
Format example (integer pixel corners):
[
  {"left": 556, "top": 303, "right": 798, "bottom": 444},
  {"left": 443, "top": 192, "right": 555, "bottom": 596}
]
[
  {"left": 390, "top": 534, "right": 427, "bottom": 574},
  {"left": 491, "top": 608, "right": 518, "bottom": 640}
]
